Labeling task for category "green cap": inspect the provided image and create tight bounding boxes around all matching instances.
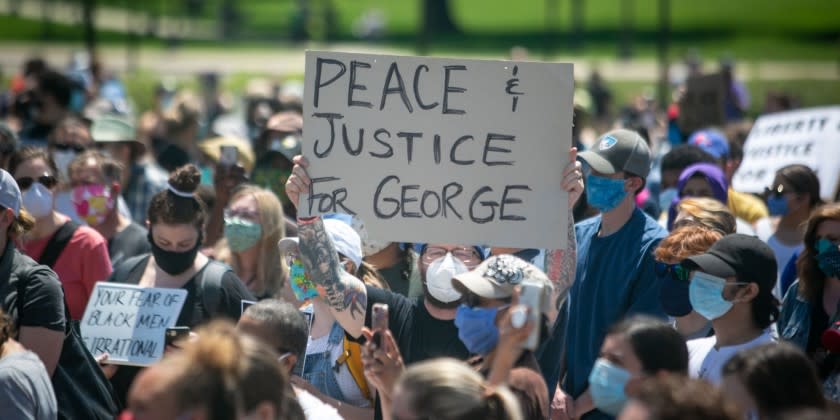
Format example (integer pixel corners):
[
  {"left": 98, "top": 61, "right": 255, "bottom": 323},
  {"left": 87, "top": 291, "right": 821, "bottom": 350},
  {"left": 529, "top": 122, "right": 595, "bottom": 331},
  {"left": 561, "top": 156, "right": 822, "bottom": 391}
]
[
  {"left": 578, "top": 129, "right": 651, "bottom": 178},
  {"left": 91, "top": 116, "right": 137, "bottom": 143}
]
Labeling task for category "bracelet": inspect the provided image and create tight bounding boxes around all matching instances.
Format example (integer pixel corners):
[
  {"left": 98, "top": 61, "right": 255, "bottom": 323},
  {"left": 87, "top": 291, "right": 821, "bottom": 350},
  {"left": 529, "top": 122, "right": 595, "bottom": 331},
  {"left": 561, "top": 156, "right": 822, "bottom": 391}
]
[{"left": 297, "top": 216, "right": 319, "bottom": 225}]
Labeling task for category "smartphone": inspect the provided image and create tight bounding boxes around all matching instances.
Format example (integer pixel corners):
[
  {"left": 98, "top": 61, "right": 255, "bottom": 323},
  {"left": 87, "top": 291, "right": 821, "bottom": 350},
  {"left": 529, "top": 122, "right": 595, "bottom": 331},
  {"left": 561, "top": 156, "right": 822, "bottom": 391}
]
[
  {"left": 371, "top": 303, "right": 389, "bottom": 347},
  {"left": 220, "top": 145, "right": 238, "bottom": 167},
  {"left": 519, "top": 280, "right": 545, "bottom": 351},
  {"left": 165, "top": 326, "right": 191, "bottom": 347}
]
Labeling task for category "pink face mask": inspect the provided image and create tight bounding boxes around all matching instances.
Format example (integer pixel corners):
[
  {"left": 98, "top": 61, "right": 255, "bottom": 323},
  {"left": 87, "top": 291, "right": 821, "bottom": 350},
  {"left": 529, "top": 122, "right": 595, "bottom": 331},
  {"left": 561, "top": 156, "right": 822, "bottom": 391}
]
[{"left": 72, "top": 184, "right": 116, "bottom": 226}]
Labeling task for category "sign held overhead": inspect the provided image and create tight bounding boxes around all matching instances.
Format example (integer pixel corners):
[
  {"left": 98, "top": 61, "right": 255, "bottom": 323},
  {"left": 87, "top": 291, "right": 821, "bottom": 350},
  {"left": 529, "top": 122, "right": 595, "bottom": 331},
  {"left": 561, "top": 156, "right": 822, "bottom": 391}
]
[{"left": 300, "top": 51, "right": 574, "bottom": 249}]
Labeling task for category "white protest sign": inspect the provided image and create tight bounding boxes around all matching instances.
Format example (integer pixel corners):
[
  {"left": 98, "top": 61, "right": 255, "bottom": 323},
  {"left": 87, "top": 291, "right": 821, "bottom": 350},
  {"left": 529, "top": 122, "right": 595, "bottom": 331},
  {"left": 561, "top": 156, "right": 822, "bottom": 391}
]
[
  {"left": 300, "top": 51, "right": 573, "bottom": 249},
  {"left": 733, "top": 106, "right": 840, "bottom": 201},
  {"left": 81, "top": 282, "right": 187, "bottom": 366}
]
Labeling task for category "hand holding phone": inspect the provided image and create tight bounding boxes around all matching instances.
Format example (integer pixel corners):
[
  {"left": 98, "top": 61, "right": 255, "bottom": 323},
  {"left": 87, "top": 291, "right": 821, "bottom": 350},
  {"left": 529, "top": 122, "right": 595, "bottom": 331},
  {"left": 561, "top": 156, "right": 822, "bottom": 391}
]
[
  {"left": 372, "top": 303, "right": 389, "bottom": 347},
  {"left": 165, "top": 326, "right": 191, "bottom": 347}
]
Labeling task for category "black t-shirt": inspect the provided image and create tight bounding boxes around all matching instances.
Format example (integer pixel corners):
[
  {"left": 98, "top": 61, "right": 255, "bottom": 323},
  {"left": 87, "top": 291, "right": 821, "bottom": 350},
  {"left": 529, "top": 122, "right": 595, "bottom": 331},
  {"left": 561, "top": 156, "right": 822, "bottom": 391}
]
[
  {"left": 107, "top": 223, "right": 151, "bottom": 269},
  {"left": 108, "top": 254, "right": 254, "bottom": 404},
  {"left": 0, "top": 242, "right": 65, "bottom": 333},
  {"left": 359, "top": 285, "right": 468, "bottom": 366}
]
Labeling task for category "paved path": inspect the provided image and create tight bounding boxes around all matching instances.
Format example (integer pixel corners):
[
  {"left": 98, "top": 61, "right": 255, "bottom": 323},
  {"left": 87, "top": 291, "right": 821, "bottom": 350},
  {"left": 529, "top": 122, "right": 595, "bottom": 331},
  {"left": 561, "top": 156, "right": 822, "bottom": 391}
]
[{"left": 0, "top": 42, "right": 836, "bottom": 82}]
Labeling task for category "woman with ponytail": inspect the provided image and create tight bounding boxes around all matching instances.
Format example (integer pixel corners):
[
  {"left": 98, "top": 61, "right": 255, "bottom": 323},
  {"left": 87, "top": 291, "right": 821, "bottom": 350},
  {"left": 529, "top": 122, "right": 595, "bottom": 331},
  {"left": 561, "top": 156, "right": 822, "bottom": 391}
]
[
  {"left": 108, "top": 164, "right": 254, "bottom": 404},
  {"left": 126, "top": 320, "right": 303, "bottom": 420},
  {"left": 389, "top": 358, "right": 523, "bottom": 420}
]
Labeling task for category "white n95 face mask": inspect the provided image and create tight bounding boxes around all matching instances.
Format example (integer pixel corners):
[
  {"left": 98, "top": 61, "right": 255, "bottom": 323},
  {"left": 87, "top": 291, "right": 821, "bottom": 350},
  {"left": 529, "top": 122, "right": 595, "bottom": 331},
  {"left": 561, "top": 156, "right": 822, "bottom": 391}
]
[
  {"left": 22, "top": 182, "right": 54, "bottom": 219},
  {"left": 425, "top": 253, "right": 468, "bottom": 303}
]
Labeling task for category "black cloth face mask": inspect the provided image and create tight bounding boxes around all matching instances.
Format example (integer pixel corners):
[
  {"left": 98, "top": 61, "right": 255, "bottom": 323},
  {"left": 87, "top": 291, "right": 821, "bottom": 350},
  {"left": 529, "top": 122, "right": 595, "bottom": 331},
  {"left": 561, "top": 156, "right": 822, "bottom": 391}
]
[{"left": 148, "top": 229, "right": 202, "bottom": 276}]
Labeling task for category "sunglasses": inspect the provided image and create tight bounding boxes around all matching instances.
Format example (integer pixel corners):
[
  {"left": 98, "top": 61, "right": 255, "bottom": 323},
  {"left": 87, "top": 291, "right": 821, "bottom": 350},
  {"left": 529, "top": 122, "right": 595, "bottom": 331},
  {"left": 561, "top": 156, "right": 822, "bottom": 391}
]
[
  {"left": 16, "top": 174, "right": 58, "bottom": 190},
  {"left": 655, "top": 262, "right": 691, "bottom": 282},
  {"left": 53, "top": 143, "right": 86, "bottom": 153}
]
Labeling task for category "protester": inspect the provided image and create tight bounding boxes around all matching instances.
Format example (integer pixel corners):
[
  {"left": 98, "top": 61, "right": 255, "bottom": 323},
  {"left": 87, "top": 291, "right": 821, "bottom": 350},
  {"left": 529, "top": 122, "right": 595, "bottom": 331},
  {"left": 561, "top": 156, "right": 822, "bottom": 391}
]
[
  {"left": 237, "top": 299, "right": 342, "bottom": 420},
  {"left": 663, "top": 198, "right": 737, "bottom": 338},
  {"left": 108, "top": 163, "right": 254, "bottom": 404},
  {"left": 658, "top": 144, "right": 717, "bottom": 212},
  {"left": 687, "top": 129, "right": 768, "bottom": 224},
  {"left": 47, "top": 116, "right": 94, "bottom": 223},
  {"left": 581, "top": 315, "right": 688, "bottom": 417},
  {"left": 126, "top": 320, "right": 302, "bottom": 420},
  {"left": 67, "top": 150, "right": 150, "bottom": 267},
  {"left": 721, "top": 342, "right": 827, "bottom": 419},
  {"left": 540, "top": 129, "right": 666, "bottom": 420},
  {"left": 91, "top": 115, "right": 169, "bottom": 225},
  {"left": 666, "top": 162, "right": 754, "bottom": 234},
  {"left": 252, "top": 111, "right": 302, "bottom": 219},
  {"left": 451, "top": 254, "right": 554, "bottom": 418},
  {"left": 10, "top": 146, "right": 112, "bottom": 320},
  {"left": 0, "top": 168, "right": 65, "bottom": 376},
  {"left": 18, "top": 70, "right": 74, "bottom": 146},
  {"left": 618, "top": 375, "right": 741, "bottom": 420},
  {"left": 682, "top": 234, "right": 778, "bottom": 385},
  {"left": 157, "top": 93, "right": 203, "bottom": 172},
  {"left": 777, "top": 203, "right": 840, "bottom": 400},
  {"left": 656, "top": 224, "right": 726, "bottom": 338},
  {"left": 277, "top": 218, "right": 385, "bottom": 417},
  {"left": 0, "top": 308, "right": 58, "bottom": 419},
  {"left": 213, "top": 185, "right": 286, "bottom": 299},
  {"left": 387, "top": 358, "right": 523, "bottom": 420},
  {"left": 755, "top": 164, "right": 822, "bottom": 297}
]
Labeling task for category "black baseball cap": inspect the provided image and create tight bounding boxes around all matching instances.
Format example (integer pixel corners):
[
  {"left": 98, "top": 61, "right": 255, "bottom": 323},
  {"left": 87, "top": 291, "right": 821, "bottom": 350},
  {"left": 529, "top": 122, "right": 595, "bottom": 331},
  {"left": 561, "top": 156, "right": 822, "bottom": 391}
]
[{"left": 682, "top": 234, "right": 777, "bottom": 291}]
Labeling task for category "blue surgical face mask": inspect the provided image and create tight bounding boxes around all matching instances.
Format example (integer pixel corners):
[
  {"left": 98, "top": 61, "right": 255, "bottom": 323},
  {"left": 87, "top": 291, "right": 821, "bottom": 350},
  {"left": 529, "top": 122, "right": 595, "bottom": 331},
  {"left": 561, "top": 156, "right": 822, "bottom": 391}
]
[
  {"left": 816, "top": 238, "right": 840, "bottom": 278},
  {"left": 589, "top": 358, "right": 631, "bottom": 416},
  {"left": 689, "top": 271, "right": 740, "bottom": 321},
  {"left": 766, "top": 195, "right": 789, "bottom": 217},
  {"left": 454, "top": 304, "right": 500, "bottom": 355},
  {"left": 586, "top": 174, "right": 628, "bottom": 213},
  {"left": 658, "top": 187, "right": 678, "bottom": 213}
]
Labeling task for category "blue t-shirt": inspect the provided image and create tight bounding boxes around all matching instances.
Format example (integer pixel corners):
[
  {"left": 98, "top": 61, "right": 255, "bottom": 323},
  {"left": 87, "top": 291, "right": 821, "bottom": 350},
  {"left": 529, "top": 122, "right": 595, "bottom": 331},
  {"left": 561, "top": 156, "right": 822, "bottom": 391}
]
[{"left": 539, "top": 208, "right": 667, "bottom": 419}]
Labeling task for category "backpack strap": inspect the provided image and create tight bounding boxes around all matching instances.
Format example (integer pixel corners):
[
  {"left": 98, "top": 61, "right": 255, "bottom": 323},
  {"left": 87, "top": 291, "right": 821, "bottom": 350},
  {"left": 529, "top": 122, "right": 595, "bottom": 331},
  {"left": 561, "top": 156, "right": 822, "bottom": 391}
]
[
  {"left": 110, "top": 254, "right": 150, "bottom": 283},
  {"left": 200, "top": 261, "right": 231, "bottom": 317},
  {"left": 38, "top": 221, "right": 80, "bottom": 268},
  {"left": 338, "top": 338, "right": 372, "bottom": 402}
]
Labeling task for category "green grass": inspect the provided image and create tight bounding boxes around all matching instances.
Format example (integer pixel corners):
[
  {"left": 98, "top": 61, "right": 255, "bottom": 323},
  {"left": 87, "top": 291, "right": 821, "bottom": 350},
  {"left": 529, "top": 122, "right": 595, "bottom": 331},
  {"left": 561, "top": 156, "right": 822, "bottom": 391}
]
[{"left": 4, "top": 0, "right": 840, "bottom": 60}]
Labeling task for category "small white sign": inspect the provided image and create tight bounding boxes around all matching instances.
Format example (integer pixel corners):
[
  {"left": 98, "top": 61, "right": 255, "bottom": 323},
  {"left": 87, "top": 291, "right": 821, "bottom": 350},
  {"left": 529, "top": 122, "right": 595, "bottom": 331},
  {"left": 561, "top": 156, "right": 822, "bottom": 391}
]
[{"left": 80, "top": 282, "right": 188, "bottom": 367}]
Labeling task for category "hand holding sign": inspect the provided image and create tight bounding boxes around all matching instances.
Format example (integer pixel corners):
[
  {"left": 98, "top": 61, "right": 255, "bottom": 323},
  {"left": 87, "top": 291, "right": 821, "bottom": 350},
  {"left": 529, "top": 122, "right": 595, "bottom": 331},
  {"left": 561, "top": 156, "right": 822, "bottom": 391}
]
[
  {"left": 562, "top": 147, "right": 584, "bottom": 209},
  {"left": 285, "top": 155, "right": 311, "bottom": 213}
]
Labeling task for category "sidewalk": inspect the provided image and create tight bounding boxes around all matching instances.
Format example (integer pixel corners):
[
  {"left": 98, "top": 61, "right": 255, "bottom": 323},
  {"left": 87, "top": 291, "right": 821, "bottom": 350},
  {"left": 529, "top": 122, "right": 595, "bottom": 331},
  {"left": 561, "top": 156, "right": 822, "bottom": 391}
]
[{"left": 0, "top": 42, "right": 837, "bottom": 82}]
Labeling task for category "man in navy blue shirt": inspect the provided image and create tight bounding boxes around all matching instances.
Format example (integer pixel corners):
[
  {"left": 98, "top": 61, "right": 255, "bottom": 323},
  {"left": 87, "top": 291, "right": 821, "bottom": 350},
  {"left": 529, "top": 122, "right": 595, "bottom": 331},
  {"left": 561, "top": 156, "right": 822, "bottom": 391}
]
[{"left": 539, "top": 129, "right": 668, "bottom": 420}]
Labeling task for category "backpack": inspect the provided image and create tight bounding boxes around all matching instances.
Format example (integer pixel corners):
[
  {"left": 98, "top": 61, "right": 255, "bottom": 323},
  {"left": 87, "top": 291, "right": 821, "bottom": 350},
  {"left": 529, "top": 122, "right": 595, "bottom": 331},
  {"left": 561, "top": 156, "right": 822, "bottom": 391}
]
[{"left": 337, "top": 337, "right": 372, "bottom": 402}]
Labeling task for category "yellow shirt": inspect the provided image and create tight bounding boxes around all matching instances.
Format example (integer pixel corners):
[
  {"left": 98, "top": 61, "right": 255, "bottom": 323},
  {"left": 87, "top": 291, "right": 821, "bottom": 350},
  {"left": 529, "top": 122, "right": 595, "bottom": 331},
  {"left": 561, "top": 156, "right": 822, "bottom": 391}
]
[{"left": 728, "top": 188, "right": 769, "bottom": 224}]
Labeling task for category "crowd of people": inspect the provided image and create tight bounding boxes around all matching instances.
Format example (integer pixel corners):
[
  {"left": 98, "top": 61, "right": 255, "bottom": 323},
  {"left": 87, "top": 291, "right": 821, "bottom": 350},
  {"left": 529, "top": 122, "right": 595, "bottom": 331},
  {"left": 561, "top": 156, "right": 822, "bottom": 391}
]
[{"left": 0, "top": 52, "right": 838, "bottom": 420}]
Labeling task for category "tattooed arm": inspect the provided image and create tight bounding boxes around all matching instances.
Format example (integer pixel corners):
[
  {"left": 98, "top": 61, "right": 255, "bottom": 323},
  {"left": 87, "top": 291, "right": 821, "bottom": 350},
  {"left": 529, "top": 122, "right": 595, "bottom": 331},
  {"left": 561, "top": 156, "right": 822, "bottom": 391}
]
[
  {"left": 298, "top": 217, "right": 367, "bottom": 338},
  {"left": 544, "top": 210, "right": 577, "bottom": 325}
]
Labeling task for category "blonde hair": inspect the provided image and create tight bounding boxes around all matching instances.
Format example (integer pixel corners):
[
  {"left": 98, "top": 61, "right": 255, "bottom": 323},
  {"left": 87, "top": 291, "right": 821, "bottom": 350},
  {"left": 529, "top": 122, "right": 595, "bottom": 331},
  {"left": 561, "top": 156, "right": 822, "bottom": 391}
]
[
  {"left": 7, "top": 208, "right": 35, "bottom": 239},
  {"left": 675, "top": 197, "right": 737, "bottom": 235},
  {"left": 216, "top": 186, "right": 286, "bottom": 297},
  {"left": 394, "top": 358, "right": 523, "bottom": 420},
  {"left": 159, "top": 320, "right": 302, "bottom": 420}
]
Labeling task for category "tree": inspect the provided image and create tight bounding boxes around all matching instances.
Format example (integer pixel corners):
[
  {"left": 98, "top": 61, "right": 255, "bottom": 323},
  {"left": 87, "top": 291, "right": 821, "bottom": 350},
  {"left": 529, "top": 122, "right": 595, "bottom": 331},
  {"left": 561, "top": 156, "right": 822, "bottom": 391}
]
[{"left": 423, "top": 0, "right": 459, "bottom": 35}]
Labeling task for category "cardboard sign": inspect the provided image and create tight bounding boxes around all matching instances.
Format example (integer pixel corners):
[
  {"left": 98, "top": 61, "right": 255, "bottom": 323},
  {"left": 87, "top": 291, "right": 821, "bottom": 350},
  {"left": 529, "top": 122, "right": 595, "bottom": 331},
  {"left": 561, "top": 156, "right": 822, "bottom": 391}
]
[
  {"left": 679, "top": 73, "right": 727, "bottom": 134},
  {"left": 733, "top": 106, "right": 840, "bottom": 201},
  {"left": 81, "top": 282, "right": 187, "bottom": 367},
  {"left": 300, "top": 51, "right": 573, "bottom": 249}
]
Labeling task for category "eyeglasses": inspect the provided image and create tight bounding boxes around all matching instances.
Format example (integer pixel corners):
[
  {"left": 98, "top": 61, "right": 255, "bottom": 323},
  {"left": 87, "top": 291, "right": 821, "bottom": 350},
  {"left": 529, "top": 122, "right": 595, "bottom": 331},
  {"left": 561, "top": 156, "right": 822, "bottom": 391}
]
[
  {"left": 16, "top": 174, "right": 58, "bottom": 190},
  {"left": 53, "top": 143, "right": 86, "bottom": 153},
  {"left": 422, "top": 246, "right": 481, "bottom": 267},
  {"left": 655, "top": 262, "right": 691, "bottom": 282}
]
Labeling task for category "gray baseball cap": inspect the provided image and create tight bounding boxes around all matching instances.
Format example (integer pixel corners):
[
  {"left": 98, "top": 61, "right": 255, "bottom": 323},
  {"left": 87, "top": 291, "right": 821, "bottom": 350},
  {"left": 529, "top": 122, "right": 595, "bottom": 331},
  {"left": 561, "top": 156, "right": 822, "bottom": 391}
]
[
  {"left": 0, "top": 169, "right": 22, "bottom": 216},
  {"left": 578, "top": 129, "right": 652, "bottom": 178}
]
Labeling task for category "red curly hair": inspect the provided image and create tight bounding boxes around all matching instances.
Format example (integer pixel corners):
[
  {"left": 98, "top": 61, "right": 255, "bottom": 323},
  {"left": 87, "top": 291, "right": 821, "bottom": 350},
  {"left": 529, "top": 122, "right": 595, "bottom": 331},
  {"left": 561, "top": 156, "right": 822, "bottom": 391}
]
[{"left": 655, "top": 225, "right": 723, "bottom": 264}]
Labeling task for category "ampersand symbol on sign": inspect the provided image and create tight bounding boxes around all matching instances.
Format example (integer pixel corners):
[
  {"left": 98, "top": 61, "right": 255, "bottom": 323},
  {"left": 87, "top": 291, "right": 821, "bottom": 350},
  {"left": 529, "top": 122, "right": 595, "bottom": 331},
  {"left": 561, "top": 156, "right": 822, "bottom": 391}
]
[{"left": 506, "top": 65, "right": 524, "bottom": 112}]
